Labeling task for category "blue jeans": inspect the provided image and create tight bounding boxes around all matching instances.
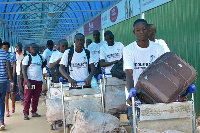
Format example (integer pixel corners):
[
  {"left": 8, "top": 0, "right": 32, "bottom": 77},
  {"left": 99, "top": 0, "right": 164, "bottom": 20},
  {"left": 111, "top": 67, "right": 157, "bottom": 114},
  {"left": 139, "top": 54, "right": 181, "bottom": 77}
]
[{"left": 0, "top": 82, "right": 6, "bottom": 122}]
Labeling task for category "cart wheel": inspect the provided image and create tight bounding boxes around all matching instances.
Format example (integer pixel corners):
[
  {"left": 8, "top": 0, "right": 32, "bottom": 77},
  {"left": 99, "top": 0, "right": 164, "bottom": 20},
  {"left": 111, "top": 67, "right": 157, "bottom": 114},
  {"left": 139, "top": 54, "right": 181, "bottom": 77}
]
[
  {"left": 50, "top": 125, "right": 53, "bottom": 130},
  {"left": 66, "top": 126, "right": 70, "bottom": 133}
]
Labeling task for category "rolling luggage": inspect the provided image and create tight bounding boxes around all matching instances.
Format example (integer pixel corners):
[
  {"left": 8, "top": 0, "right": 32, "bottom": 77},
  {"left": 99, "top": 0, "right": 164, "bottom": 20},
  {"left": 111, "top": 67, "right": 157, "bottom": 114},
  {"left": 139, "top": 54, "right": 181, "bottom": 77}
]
[{"left": 136, "top": 52, "right": 197, "bottom": 103}]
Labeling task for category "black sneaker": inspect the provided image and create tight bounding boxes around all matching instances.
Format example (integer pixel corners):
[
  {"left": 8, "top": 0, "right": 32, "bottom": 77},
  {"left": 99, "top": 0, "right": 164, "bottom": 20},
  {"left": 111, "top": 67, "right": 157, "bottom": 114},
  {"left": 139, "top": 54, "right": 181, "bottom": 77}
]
[
  {"left": 24, "top": 115, "right": 29, "bottom": 120},
  {"left": 32, "top": 113, "right": 41, "bottom": 117}
]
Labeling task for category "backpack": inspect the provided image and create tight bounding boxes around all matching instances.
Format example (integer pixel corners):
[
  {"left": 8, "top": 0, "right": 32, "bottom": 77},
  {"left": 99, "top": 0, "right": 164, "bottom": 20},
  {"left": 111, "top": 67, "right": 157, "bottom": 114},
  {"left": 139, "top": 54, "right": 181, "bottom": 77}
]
[
  {"left": 49, "top": 64, "right": 64, "bottom": 83},
  {"left": 110, "top": 58, "right": 126, "bottom": 79},
  {"left": 68, "top": 48, "right": 90, "bottom": 74},
  {"left": 19, "top": 51, "right": 27, "bottom": 78},
  {"left": 27, "top": 54, "right": 47, "bottom": 68}
]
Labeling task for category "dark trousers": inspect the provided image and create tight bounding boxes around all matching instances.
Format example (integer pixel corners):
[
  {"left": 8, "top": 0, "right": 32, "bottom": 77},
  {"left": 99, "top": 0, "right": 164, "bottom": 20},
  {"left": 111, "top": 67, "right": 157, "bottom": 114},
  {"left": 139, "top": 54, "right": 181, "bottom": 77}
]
[
  {"left": 0, "top": 82, "right": 6, "bottom": 122},
  {"left": 17, "top": 75, "right": 24, "bottom": 102},
  {"left": 23, "top": 80, "right": 42, "bottom": 115}
]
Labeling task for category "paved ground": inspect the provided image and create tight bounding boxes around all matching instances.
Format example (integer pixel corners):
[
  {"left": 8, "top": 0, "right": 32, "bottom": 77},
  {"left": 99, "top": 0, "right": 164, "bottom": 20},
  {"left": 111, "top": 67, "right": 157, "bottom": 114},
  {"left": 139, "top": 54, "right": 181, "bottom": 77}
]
[
  {"left": 4, "top": 97, "right": 131, "bottom": 133},
  {"left": 4, "top": 97, "right": 64, "bottom": 133}
]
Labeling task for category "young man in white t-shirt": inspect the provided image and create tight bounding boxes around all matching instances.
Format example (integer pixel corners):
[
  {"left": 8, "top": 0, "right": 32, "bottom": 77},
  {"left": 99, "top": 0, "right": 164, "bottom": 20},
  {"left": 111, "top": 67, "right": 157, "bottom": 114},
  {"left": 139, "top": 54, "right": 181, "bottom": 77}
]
[
  {"left": 148, "top": 24, "right": 170, "bottom": 53},
  {"left": 123, "top": 19, "right": 165, "bottom": 133},
  {"left": 42, "top": 40, "right": 54, "bottom": 74},
  {"left": 16, "top": 42, "right": 27, "bottom": 105},
  {"left": 86, "top": 39, "right": 92, "bottom": 48},
  {"left": 88, "top": 30, "right": 105, "bottom": 78},
  {"left": 100, "top": 30, "right": 124, "bottom": 75},
  {"left": 49, "top": 39, "right": 68, "bottom": 83},
  {"left": 22, "top": 43, "right": 46, "bottom": 120},
  {"left": 59, "top": 33, "right": 95, "bottom": 88},
  {"left": 123, "top": 19, "right": 165, "bottom": 103}
]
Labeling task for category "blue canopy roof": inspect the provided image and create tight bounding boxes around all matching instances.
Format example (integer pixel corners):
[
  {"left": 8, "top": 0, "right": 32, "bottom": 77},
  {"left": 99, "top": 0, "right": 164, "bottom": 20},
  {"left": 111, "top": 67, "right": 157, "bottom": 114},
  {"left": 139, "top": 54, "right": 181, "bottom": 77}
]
[{"left": 0, "top": 0, "right": 117, "bottom": 44}]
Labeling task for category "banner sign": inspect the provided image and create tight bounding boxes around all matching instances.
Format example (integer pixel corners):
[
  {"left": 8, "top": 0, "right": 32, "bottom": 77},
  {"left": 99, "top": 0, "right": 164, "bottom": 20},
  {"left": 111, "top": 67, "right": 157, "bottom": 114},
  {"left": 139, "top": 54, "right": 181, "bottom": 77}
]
[
  {"left": 141, "top": 0, "right": 172, "bottom": 12},
  {"left": 101, "top": 0, "right": 140, "bottom": 29},
  {"left": 84, "top": 15, "right": 101, "bottom": 36}
]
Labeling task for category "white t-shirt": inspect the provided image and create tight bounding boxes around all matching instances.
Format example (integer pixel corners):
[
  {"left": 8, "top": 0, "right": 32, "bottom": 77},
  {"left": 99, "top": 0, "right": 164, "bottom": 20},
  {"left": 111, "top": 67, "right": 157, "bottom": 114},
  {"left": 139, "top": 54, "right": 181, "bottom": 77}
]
[
  {"left": 100, "top": 42, "right": 124, "bottom": 75},
  {"left": 22, "top": 54, "right": 45, "bottom": 81},
  {"left": 43, "top": 48, "right": 53, "bottom": 73},
  {"left": 49, "top": 51, "right": 63, "bottom": 64},
  {"left": 16, "top": 51, "right": 26, "bottom": 75},
  {"left": 123, "top": 40, "right": 165, "bottom": 87},
  {"left": 155, "top": 39, "right": 170, "bottom": 53},
  {"left": 88, "top": 40, "right": 106, "bottom": 66},
  {"left": 60, "top": 49, "right": 91, "bottom": 82},
  {"left": 43, "top": 48, "right": 53, "bottom": 67}
]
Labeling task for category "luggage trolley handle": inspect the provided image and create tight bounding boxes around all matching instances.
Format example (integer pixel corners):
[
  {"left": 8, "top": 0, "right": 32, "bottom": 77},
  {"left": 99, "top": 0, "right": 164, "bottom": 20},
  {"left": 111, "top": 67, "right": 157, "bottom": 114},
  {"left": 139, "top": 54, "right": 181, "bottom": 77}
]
[
  {"left": 98, "top": 74, "right": 105, "bottom": 113},
  {"left": 130, "top": 88, "right": 138, "bottom": 133},
  {"left": 180, "top": 84, "right": 197, "bottom": 133}
]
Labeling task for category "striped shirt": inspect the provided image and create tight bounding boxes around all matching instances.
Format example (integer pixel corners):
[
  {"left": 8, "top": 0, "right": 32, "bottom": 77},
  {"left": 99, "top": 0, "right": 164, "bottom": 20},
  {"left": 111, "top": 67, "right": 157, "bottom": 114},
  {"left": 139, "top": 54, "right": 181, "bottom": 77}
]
[
  {"left": 0, "top": 49, "right": 9, "bottom": 83},
  {"left": 8, "top": 52, "right": 17, "bottom": 68}
]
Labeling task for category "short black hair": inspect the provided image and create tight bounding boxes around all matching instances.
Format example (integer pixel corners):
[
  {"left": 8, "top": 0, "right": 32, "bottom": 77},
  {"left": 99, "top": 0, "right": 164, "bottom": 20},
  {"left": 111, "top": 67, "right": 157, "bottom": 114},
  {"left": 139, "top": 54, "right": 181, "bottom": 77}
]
[
  {"left": 30, "top": 43, "right": 38, "bottom": 47},
  {"left": 74, "top": 33, "right": 85, "bottom": 39},
  {"left": 59, "top": 39, "right": 68, "bottom": 44},
  {"left": 47, "top": 40, "right": 54, "bottom": 46},
  {"left": 93, "top": 30, "right": 100, "bottom": 34},
  {"left": 2, "top": 42, "right": 10, "bottom": 48},
  {"left": 104, "top": 30, "right": 113, "bottom": 37},
  {"left": 17, "top": 42, "right": 22, "bottom": 46},
  {"left": 148, "top": 24, "right": 156, "bottom": 29},
  {"left": 133, "top": 19, "right": 148, "bottom": 27},
  {"left": 0, "top": 38, "right": 2, "bottom": 48},
  {"left": 86, "top": 39, "right": 92, "bottom": 42}
]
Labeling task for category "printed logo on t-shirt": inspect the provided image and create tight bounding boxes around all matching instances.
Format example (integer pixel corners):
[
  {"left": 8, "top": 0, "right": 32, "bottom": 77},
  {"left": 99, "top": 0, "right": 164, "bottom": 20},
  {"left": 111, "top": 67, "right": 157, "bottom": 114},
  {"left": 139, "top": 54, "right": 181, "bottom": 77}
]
[
  {"left": 92, "top": 51, "right": 100, "bottom": 55},
  {"left": 106, "top": 53, "right": 120, "bottom": 58},
  {"left": 72, "top": 62, "right": 88, "bottom": 69},
  {"left": 31, "top": 60, "right": 42, "bottom": 66},
  {"left": 150, "top": 55, "right": 155, "bottom": 63},
  {"left": 134, "top": 63, "right": 150, "bottom": 70}
]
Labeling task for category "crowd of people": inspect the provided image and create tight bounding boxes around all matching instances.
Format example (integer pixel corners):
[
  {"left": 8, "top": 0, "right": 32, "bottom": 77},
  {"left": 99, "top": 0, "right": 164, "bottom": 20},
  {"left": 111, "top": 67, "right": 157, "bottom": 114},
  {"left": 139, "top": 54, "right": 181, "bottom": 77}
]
[{"left": 0, "top": 19, "right": 169, "bottom": 131}]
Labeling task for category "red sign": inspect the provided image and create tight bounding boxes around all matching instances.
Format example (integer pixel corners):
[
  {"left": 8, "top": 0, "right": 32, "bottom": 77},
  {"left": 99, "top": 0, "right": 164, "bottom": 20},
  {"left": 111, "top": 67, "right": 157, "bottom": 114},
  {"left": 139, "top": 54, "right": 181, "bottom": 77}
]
[
  {"left": 84, "top": 15, "right": 101, "bottom": 36},
  {"left": 110, "top": 6, "right": 118, "bottom": 23}
]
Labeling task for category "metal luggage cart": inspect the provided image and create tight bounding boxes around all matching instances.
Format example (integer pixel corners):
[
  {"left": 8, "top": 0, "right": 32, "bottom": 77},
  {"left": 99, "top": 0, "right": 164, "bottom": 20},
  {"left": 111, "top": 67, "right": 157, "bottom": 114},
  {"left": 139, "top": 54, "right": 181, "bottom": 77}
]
[
  {"left": 60, "top": 78, "right": 104, "bottom": 133},
  {"left": 130, "top": 86, "right": 197, "bottom": 133},
  {"left": 46, "top": 69, "right": 68, "bottom": 130},
  {"left": 100, "top": 72, "right": 128, "bottom": 126}
]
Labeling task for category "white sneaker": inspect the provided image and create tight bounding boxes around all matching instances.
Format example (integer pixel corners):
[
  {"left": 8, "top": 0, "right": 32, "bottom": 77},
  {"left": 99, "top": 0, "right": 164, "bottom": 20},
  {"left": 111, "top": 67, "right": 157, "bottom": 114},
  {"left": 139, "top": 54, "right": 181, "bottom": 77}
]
[{"left": 0, "top": 124, "right": 5, "bottom": 131}]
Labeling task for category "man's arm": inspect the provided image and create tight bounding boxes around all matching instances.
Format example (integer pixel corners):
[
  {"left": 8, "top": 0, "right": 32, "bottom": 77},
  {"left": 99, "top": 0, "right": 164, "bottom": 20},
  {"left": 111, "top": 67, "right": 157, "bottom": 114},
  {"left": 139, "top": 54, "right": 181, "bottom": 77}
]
[
  {"left": 59, "top": 64, "right": 77, "bottom": 87},
  {"left": 13, "top": 61, "right": 16, "bottom": 78},
  {"left": 6, "top": 61, "right": 13, "bottom": 82},
  {"left": 125, "top": 69, "right": 134, "bottom": 92},
  {"left": 85, "top": 63, "right": 96, "bottom": 86},
  {"left": 6, "top": 61, "right": 14, "bottom": 90},
  {"left": 22, "top": 65, "right": 31, "bottom": 89},
  {"left": 49, "top": 58, "right": 61, "bottom": 69},
  {"left": 100, "top": 59, "right": 118, "bottom": 67}
]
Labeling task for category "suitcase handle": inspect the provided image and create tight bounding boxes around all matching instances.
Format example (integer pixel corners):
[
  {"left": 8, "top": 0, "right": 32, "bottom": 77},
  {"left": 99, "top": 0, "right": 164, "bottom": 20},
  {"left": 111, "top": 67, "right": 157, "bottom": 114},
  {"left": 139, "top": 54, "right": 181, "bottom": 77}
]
[
  {"left": 128, "top": 88, "right": 136, "bottom": 100},
  {"left": 180, "top": 84, "right": 196, "bottom": 98}
]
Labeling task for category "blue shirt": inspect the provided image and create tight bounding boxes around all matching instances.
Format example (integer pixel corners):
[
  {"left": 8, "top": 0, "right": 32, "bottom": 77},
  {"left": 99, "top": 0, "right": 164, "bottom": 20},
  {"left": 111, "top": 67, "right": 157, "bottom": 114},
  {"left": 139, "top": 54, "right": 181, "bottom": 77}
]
[
  {"left": 0, "top": 49, "right": 9, "bottom": 83},
  {"left": 8, "top": 52, "right": 17, "bottom": 68}
]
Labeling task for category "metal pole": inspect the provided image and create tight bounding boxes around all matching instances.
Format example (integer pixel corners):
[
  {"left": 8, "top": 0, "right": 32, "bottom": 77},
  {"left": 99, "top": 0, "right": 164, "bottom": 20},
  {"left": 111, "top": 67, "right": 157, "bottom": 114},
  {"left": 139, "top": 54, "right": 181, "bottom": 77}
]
[
  {"left": 61, "top": 82, "right": 66, "bottom": 133},
  {"left": 101, "top": 29, "right": 104, "bottom": 41},
  {"left": 132, "top": 97, "right": 137, "bottom": 133},
  {"left": 139, "top": 0, "right": 145, "bottom": 19},
  {"left": 192, "top": 93, "right": 196, "bottom": 133},
  {"left": 100, "top": 78, "right": 105, "bottom": 113}
]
